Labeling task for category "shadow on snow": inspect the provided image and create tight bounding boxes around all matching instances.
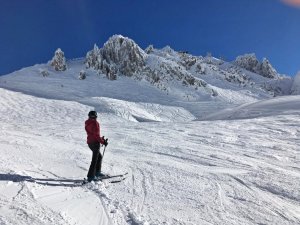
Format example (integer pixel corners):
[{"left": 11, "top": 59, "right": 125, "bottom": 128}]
[{"left": 0, "top": 173, "right": 83, "bottom": 187}]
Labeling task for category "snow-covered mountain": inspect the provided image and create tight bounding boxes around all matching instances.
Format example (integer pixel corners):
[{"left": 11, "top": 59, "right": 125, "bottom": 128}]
[
  {"left": 84, "top": 35, "right": 294, "bottom": 99},
  {"left": 1, "top": 35, "right": 297, "bottom": 119},
  {"left": 0, "top": 35, "right": 300, "bottom": 225}
]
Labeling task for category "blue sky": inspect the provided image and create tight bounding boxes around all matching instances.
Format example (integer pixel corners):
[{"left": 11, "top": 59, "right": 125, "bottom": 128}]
[{"left": 0, "top": 0, "right": 300, "bottom": 76}]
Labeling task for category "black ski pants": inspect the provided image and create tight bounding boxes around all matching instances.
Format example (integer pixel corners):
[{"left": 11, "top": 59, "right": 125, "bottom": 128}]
[{"left": 87, "top": 142, "right": 103, "bottom": 178}]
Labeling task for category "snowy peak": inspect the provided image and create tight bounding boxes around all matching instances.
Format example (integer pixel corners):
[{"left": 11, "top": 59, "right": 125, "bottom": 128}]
[
  {"left": 101, "top": 35, "right": 147, "bottom": 69},
  {"left": 85, "top": 35, "right": 146, "bottom": 79},
  {"left": 234, "top": 53, "right": 278, "bottom": 78}
]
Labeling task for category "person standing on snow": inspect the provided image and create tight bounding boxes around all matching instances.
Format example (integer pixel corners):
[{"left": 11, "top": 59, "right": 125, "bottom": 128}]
[{"left": 85, "top": 110, "right": 108, "bottom": 182}]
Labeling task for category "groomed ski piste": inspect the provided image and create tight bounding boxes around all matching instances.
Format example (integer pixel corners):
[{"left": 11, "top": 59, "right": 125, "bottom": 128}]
[{"left": 0, "top": 60, "right": 300, "bottom": 225}]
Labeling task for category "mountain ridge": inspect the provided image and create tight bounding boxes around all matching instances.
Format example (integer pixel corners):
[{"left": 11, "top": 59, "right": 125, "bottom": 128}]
[
  {"left": 0, "top": 34, "right": 298, "bottom": 121},
  {"left": 83, "top": 34, "right": 294, "bottom": 98}
]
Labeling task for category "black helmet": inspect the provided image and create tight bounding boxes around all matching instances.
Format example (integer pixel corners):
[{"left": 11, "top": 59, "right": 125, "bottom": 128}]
[{"left": 88, "top": 110, "right": 97, "bottom": 118}]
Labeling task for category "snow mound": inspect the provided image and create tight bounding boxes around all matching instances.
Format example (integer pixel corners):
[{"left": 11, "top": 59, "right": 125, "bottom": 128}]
[
  {"left": 92, "top": 97, "right": 195, "bottom": 122},
  {"left": 291, "top": 71, "right": 300, "bottom": 95},
  {"left": 202, "top": 95, "right": 300, "bottom": 120}
]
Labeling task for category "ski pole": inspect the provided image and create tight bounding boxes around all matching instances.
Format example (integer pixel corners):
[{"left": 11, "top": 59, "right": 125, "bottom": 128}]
[{"left": 102, "top": 138, "right": 108, "bottom": 158}]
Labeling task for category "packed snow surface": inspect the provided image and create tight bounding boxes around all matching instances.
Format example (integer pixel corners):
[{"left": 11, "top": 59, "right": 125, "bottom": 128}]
[{"left": 0, "top": 61, "right": 299, "bottom": 225}]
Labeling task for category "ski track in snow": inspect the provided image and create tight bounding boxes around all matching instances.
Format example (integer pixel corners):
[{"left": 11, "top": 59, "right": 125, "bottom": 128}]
[{"left": 0, "top": 84, "right": 299, "bottom": 225}]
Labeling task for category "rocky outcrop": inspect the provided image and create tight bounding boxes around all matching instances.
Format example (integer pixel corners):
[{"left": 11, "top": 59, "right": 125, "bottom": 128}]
[
  {"left": 259, "top": 58, "right": 278, "bottom": 79},
  {"left": 84, "top": 35, "right": 290, "bottom": 98},
  {"left": 86, "top": 35, "right": 146, "bottom": 79},
  {"left": 235, "top": 53, "right": 278, "bottom": 78},
  {"left": 50, "top": 48, "right": 67, "bottom": 71}
]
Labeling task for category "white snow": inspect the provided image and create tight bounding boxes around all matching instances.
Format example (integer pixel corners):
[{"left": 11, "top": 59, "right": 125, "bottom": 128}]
[
  {"left": 291, "top": 71, "right": 300, "bottom": 94},
  {"left": 0, "top": 59, "right": 299, "bottom": 225}
]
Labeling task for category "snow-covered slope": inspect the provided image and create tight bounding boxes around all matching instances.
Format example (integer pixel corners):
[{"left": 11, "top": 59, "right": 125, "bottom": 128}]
[
  {"left": 0, "top": 86, "right": 299, "bottom": 225},
  {"left": 202, "top": 95, "right": 300, "bottom": 120},
  {"left": 0, "top": 35, "right": 300, "bottom": 225}
]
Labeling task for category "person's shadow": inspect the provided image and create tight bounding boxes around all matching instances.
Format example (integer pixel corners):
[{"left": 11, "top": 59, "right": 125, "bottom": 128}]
[{"left": 0, "top": 173, "right": 83, "bottom": 187}]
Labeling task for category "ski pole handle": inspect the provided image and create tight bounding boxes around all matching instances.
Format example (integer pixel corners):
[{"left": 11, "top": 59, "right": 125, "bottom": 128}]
[{"left": 102, "top": 137, "right": 108, "bottom": 158}]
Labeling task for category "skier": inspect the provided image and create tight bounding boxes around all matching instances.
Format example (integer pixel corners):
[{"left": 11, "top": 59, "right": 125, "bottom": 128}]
[{"left": 85, "top": 110, "right": 108, "bottom": 182}]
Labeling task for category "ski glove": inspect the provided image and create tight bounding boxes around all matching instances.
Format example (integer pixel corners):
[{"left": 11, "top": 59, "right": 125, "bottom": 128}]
[
  {"left": 103, "top": 139, "right": 108, "bottom": 147},
  {"left": 102, "top": 136, "right": 108, "bottom": 147}
]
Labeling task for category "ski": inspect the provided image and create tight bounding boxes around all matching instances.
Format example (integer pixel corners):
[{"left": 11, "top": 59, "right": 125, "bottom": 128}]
[
  {"left": 109, "top": 177, "right": 126, "bottom": 183},
  {"left": 81, "top": 172, "right": 128, "bottom": 185},
  {"left": 100, "top": 172, "right": 128, "bottom": 180}
]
